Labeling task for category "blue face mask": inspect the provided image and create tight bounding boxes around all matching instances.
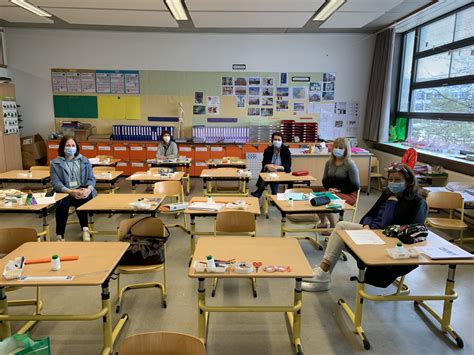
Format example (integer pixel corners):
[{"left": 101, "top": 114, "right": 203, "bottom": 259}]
[
  {"left": 333, "top": 148, "right": 345, "bottom": 158},
  {"left": 273, "top": 141, "right": 282, "bottom": 149},
  {"left": 64, "top": 147, "right": 76, "bottom": 157},
  {"left": 388, "top": 181, "right": 406, "bottom": 194}
]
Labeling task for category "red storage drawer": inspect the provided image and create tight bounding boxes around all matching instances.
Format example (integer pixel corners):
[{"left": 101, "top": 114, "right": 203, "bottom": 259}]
[
  {"left": 242, "top": 144, "right": 258, "bottom": 155},
  {"left": 80, "top": 142, "right": 97, "bottom": 158},
  {"left": 178, "top": 145, "right": 194, "bottom": 159},
  {"left": 116, "top": 161, "right": 130, "bottom": 175},
  {"left": 225, "top": 145, "right": 243, "bottom": 158},
  {"left": 112, "top": 143, "right": 130, "bottom": 160},
  {"left": 209, "top": 146, "right": 225, "bottom": 159},
  {"left": 130, "top": 160, "right": 147, "bottom": 174},
  {"left": 96, "top": 143, "right": 113, "bottom": 156},
  {"left": 146, "top": 144, "right": 158, "bottom": 159},
  {"left": 257, "top": 144, "right": 268, "bottom": 152},
  {"left": 193, "top": 161, "right": 207, "bottom": 177},
  {"left": 194, "top": 146, "right": 210, "bottom": 161},
  {"left": 129, "top": 143, "right": 146, "bottom": 160},
  {"left": 47, "top": 141, "right": 60, "bottom": 161}
]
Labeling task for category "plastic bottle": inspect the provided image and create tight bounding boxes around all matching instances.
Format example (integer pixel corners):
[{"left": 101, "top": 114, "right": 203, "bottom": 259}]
[
  {"left": 208, "top": 195, "right": 213, "bottom": 203},
  {"left": 288, "top": 197, "right": 293, "bottom": 207},
  {"left": 206, "top": 255, "right": 216, "bottom": 269},
  {"left": 396, "top": 242, "right": 404, "bottom": 256},
  {"left": 51, "top": 255, "right": 61, "bottom": 271},
  {"left": 25, "top": 190, "right": 33, "bottom": 206},
  {"left": 27, "top": 170, "right": 33, "bottom": 178}
]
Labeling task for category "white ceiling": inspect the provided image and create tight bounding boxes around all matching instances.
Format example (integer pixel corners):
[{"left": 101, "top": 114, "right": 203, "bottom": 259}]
[
  {"left": 0, "top": 6, "right": 53, "bottom": 23},
  {"left": 191, "top": 12, "right": 314, "bottom": 28},
  {"left": 186, "top": 0, "right": 325, "bottom": 12},
  {"left": 320, "top": 11, "right": 384, "bottom": 28},
  {"left": 30, "top": 0, "right": 168, "bottom": 10},
  {"left": 339, "top": 0, "right": 405, "bottom": 12}
]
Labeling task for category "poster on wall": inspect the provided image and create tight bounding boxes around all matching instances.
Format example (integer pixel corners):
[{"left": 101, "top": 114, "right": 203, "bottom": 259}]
[
  {"left": 291, "top": 87, "right": 308, "bottom": 100},
  {"left": 194, "top": 92, "right": 204, "bottom": 104},
  {"left": 262, "top": 87, "right": 274, "bottom": 97},
  {"left": 262, "top": 77, "right": 274, "bottom": 87},
  {"left": 236, "top": 95, "right": 246, "bottom": 108},
  {"left": 222, "top": 86, "right": 233, "bottom": 95},
  {"left": 276, "top": 87, "right": 289, "bottom": 98},
  {"left": 280, "top": 73, "right": 288, "bottom": 85},
  {"left": 248, "top": 108, "right": 260, "bottom": 116},
  {"left": 261, "top": 108, "right": 274, "bottom": 117},
  {"left": 96, "top": 71, "right": 111, "bottom": 93},
  {"left": 111, "top": 72, "right": 125, "bottom": 94},
  {"left": 276, "top": 100, "right": 288, "bottom": 112},
  {"left": 248, "top": 77, "right": 261, "bottom": 86},
  {"left": 293, "top": 102, "right": 305, "bottom": 114},
  {"left": 2, "top": 100, "right": 19, "bottom": 135},
  {"left": 319, "top": 101, "right": 359, "bottom": 139},
  {"left": 207, "top": 96, "right": 220, "bottom": 115},
  {"left": 248, "top": 96, "right": 260, "bottom": 106},
  {"left": 125, "top": 72, "right": 140, "bottom": 94},
  {"left": 51, "top": 71, "right": 67, "bottom": 93},
  {"left": 80, "top": 71, "right": 96, "bottom": 93},
  {"left": 193, "top": 105, "right": 206, "bottom": 115},
  {"left": 66, "top": 72, "right": 82, "bottom": 93}
]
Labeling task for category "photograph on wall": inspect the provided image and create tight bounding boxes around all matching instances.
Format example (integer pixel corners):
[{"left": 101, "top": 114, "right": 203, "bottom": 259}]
[
  {"left": 51, "top": 71, "right": 67, "bottom": 92},
  {"left": 322, "top": 92, "right": 335, "bottom": 101},
  {"left": 81, "top": 71, "right": 96, "bottom": 93},
  {"left": 323, "top": 82, "right": 335, "bottom": 91},
  {"left": 207, "top": 105, "right": 220, "bottom": 115},
  {"left": 234, "top": 86, "right": 247, "bottom": 96},
  {"left": 262, "top": 87, "right": 274, "bottom": 97},
  {"left": 276, "top": 100, "right": 289, "bottom": 111},
  {"left": 193, "top": 105, "right": 206, "bottom": 115},
  {"left": 262, "top": 77, "right": 274, "bottom": 86},
  {"left": 248, "top": 107, "right": 261, "bottom": 116},
  {"left": 323, "top": 72, "right": 336, "bottom": 82},
  {"left": 293, "top": 102, "right": 305, "bottom": 114},
  {"left": 276, "top": 87, "right": 289, "bottom": 98},
  {"left": 248, "top": 96, "right": 260, "bottom": 106},
  {"left": 291, "top": 86, "right": 308, "bottom": 100},
  {"left": 222, "top": 76, "right": 233, "bottom": 86},
  {"left": 236, "top": 95, "right": 246, "bottom": 108},
  {"left": 66, "top": 72, "right": 82, "bottom": 93},
  {"left": 207, "top": 96, "right": 220, "bottom": 106},
  {"left": 194, "top": 91, "right": 204, "bottom": 104},
  {"left": 309, "top": 92, "right": 321, "bottom": 102},
  {"left": 261, "top": 108, "right": 274, "bottom": 117},
  {"left": 222, "top": 86, "right": 234, "bottom": 96},
  {"left": 234, "top": 77, "right": 248, "bottom": 86},
  {"left": 248, "top": 86, "right": 261, "bottom": 96},
  {"left": 309, "top": 82, "right": 322, "bottom": 91},
  {"left": 248, "top": 77, "right": 261, "bottom": 86},
  {"left": 280, "top": 73, "right": 288, "bottom": 85},
  {"left": 262, "top": 97, "right": 274, "bottom": 106}
]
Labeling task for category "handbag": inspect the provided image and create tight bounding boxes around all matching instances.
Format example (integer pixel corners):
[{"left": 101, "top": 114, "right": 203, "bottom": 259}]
[
  {"left": 383, "top": 224, "right": 429, "bottom": 244},
  {"left": 310, "top": 196, "right": 331, "bottom": 206},
  {"left": 292, "top": 170, "right": 309, "bottom": 176}
]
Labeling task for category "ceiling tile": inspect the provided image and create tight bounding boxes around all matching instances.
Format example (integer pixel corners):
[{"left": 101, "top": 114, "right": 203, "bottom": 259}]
[
  {"left": 339, "top": 0, "right": 404, "bottom": 12},
  {"left": 0, "top": 6, "right": 54, "bottom": 23},
  {"left": 31, "top": 0, "right": 168, "bottom": 10},
  {"left": 186, "top": 0, "right": 325, "bottom": 12},
  {"left": 190, "top": 11, "right": 313, "bottom": 28},
  {"left": 44, "top": 8, "right": 178, "bottom": 27},
  {"left": 320, "top": 11, "right": 383, "bottom": 28}
]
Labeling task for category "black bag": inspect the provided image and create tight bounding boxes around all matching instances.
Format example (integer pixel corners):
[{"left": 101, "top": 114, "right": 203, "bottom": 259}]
[
  {"left": 365, "top": 265, "right": 418, "bottom": 288},
  {"left": 310, "top": 196, "right": 331, "bottom": 207},
  {"left": 120, "top": 217, "right": 170, "bottom": 266}
]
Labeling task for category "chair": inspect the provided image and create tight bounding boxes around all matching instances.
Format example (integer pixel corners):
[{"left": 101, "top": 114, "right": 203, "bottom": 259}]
[
  {"left": 118, "top": 331, "right": 205, "bottom": 355},
  {"left": 370, "top": 157, "right": 384, "bottom": 191},
  {"left": 154, "top": 181, "right": 188, "bottom": 232},
  {"left": 116, "top": 217, "right": 169, "bottom": 313},
  {"left": 93, "top": 166, "right": 119, "bottom": 194},
  {"left": 0, "top": 228, "right": 42, "bottom": 334},
  {"left": 426, "top": 191, "right": 468, "bottom": 245},
  {"left": 213, "top": 210, "right": 257, "bottom": 297}
]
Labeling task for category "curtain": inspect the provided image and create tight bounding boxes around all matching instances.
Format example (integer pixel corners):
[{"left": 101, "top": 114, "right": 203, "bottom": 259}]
[{"left": 363, "top": 28, "right": 395, "bottom": 142}]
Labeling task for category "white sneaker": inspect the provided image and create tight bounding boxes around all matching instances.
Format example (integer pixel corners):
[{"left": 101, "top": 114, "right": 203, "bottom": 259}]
[
  {"left": 56, "top": 235, "right": 65, "bottom": 242},
  {"left": 301, "top": 267, "right": 331, "bottom": 292},
  {"left": 82, "top": 227, "right": 91, "bottom": 242}
]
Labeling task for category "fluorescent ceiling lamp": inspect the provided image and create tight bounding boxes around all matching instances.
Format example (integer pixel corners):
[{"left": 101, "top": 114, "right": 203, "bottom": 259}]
[
  {"left": 10, "top": 0, "right": 52, "bottom": 17},
  {"left": 313, "top": 0, "right": 346, "bottom": 21},
  {"left": 165, "top": 0, "right": 188, "bottom": 21}
]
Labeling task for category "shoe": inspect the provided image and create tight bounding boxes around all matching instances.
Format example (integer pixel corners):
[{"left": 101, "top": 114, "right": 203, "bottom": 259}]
[
  {"left": 251, "top": 190, "right": 262, "bottom": 198},
  {"left": 301, "top": 267, "right": 331, "bottom": 292},
  {"left": 82, "top": 227, "right": 91, "bottom": 242},
  {"left": 317, "top": 223, "right": 332, "bottom": 236},
  {"left": 56, "top": 235, "right": 65, "bottom": 242}
]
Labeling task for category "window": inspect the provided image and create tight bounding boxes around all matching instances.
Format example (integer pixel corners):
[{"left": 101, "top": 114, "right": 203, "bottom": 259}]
[{"left": 393, "top": 4, "right": 474, "bottom": 155}]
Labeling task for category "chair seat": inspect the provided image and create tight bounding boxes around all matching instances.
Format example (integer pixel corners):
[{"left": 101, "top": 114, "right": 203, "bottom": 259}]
[
  {"left": 287, "top": 214, "right": 320, "bottom": 223},
  {"left": 118, "top": 264, "right": 164, "bottom": 273},
  {"left": 426, "top": 217, "right": 468, "bottom": 230}
]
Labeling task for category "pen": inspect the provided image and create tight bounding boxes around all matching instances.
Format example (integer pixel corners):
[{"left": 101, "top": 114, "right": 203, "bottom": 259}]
[{"left": 20, "top": 256, "right": 25, "bottom": 269}]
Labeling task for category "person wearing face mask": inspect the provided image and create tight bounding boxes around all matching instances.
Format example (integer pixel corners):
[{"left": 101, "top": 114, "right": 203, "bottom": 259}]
[
  {"left": 156, "top": 131, "right": 178, "bottom": 160},
  {"left": 302, "top": 163, "right": 427, "bottom": 292},
  {"left": 317, "top": 137, "right": 360, "bottom": 230},
  {"left": 50, "top": 135, "right": 96, "bottom": 242},
  {"left": 251, "top": 132, "right": 292, "bottom": 198}
]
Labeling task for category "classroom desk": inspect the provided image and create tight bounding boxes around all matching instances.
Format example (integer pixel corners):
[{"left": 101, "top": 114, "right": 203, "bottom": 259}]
[
  {"left": 150, "top": 158, "right": 192, "bottom": 195},
  {"left": 126, "top": 171, "right": 185, "bottom": 192},
  {"left": 0, "top": 193, "right": 67, "bottom": 241},
  {"left": 206, "top": 158, "right": 247, "bottom": 169},
  {"left": 337, "top": 230, "right": 474, "bottom": 350},
  {"left": 200, "top": 168, "right": 250, "bottom": 196},
  {"left": 0, "top": 170, "right": 51, "bottom": 191},
  {"left": 77, "top": 193, "right": 164, "bottom": 238},
  {"left": 183, "top": 196, "right": 260, "bottom": 256},
  {"left": 0, "top": 242, "right": 129, "bottom": 355},
  {"left": 271, "top": 195, "right": 355, "bottom": 247},
  {"left": 259, "top": 172, "right": 317, "bottom": 218},
  {"left": 95, "top": 171, "right": 123, "bottom": 194},
  {"left": 189, "top": 237, "right": 314, "bottom": 354},
  {"left": 89, "top": 157, "right": 121, "bottom": 167}
]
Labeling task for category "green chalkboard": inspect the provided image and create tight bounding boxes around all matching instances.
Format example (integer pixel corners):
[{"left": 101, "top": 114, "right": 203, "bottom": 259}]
[{"left": 53, "top": 95, "right": 98, "bottom": 118}]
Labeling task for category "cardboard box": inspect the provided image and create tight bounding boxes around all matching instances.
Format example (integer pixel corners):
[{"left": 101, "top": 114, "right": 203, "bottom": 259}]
[{"left": 21, "top": 134, "right": 47, "bottom": 160}]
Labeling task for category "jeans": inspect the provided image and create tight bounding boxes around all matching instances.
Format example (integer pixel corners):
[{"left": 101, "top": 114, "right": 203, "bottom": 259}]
[
  {"left": 55, "top": 195, "right": 92, "bottom": 236},
  {"left": 323, "top": 221, "right": 363, "bottom": 271}
]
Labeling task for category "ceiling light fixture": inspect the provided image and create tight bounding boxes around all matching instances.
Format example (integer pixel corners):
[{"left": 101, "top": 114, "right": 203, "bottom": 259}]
[
  {"left": 10, "top": 0, "right": 52, "bottom": 17},
  {"left": 313, "top": 0, "right": 346, "bottom": 21},
  {"left": 164, "top": 0, "right": 188, "bottom": 21}
]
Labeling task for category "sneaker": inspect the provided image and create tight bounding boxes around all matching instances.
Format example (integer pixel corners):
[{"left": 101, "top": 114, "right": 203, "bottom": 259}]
[
  {"left": 82, "top": 227, "right": 91, "bottom": 242},
  {"left": 56, "top": 235, "right": 65, "bottom": 242},
  {"left": 301, "top": 267, "right": 331, "bottom": 292},
  {"left": 251, "top": 191, "right": 262, "bottom": 198}
]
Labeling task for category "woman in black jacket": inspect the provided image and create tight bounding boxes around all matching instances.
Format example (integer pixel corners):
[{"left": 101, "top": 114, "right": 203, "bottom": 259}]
[
  {"left": 251, "top": 132, "right": 292, "bottom": 198},
  {"left": 303, "top": 163, "right": 427, "bottom": 292}
]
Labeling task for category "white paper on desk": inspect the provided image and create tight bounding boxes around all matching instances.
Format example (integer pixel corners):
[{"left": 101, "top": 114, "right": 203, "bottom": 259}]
[
  {"left": 88, "top": 158, "right": 100, "bottom": 164},
  {"left": 414, "top": 246, "right": 474, "bottom": 259},
  {"left": 34, "top": 197, "right": 56, "bottom": 205},
  {"left": 346, "top": 230, "right": 385, "bottom": 245},
  {"left": 188, "top": 202, "right": 225, "bottom": 211},
  {"left": 277, "top": 193, "right": 287, "bottom": 200}
]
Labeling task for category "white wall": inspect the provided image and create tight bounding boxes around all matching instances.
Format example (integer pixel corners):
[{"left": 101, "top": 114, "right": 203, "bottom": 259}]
[{"left": 4, "top": 28, "right": 375, "bottom": 139}]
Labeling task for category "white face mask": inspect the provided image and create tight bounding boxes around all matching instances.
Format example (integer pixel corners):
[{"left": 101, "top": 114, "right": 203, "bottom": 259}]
[{"left": 163, "top": 136, "right": 170, "bottom": 143}]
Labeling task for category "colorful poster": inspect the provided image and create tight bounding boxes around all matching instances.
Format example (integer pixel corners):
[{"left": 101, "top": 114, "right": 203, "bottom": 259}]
[
  {"left": 96, "top": 71, "right": 111, "bottom": 93},
  {"left": 111, "top": 72, "right": 125, "bottom": 94},
  {"left": 194, "top": 92, "right": 204, "bottom": 104},
  {"left": 51, "top": 71, "right": 67, "bottom": 93},
  {"left": 125, "top": 72, "right": 140, "bottom": 94},
  {"left": 80, "top": 71, "right": 96, "bottom": 93},
  {"left": 236, "top": 96, "right": 246, "bottom": 108},
  {"left": 66, "top": 72, "right": 82, "bottom": 93}
]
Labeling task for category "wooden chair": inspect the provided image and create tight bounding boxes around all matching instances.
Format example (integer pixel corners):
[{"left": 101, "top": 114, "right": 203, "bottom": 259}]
[
  {"left": 154, "top": 181, "right": 188, "bottom": 232},
  {"left": 116, "top": 217, "right": 169, "bottom": 313},
  {"left": 426, "top": 191, "right": 468, "bottom": 245},
  {"left": 213, "top": 210, "right": 257, "bottom": 297},
  {"left": 118, "top": 331, "right": 205, "bottom": 355},
  {"left": 0, "top": 228, "right": 42, "bottom": 333},
  {"left": 370, "top": 157, "right": 384, "bottom": 191}
]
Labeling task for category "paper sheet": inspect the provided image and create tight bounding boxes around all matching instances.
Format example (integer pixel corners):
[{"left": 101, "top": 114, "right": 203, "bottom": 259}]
[{"left": 346, "top": 230, "right": 385, "bottom": 245}]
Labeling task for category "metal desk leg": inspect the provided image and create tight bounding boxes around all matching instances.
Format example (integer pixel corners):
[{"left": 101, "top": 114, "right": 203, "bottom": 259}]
[
  {"left": 131, "top": 181, "right": 137, "bottom": 193},
  {"left": 0, "top": 287, "right": 11, "bottom": 339},
  {"left": 101, "top": 279, "right": 128, "bottom": 355},
  {"left": 281, "top": 213, "right": 287, "bottom": 238},
  {"left": 263, "top": 190, "right": 270, "bottom": 219},
  {"left": 286, "top": 278, "right": 304, "bottom": 354},
  {"left": 190, "top": 215, "right": 196, "bottom": 258},
  {"left": 110, "top": 182, "right": 116, "bottom": 194},
  {"left": 42, "top": 209, "right": 50, "bottom": 241},
  {"left": 197, "top": 278, "right": 208, "bottom": 344}
]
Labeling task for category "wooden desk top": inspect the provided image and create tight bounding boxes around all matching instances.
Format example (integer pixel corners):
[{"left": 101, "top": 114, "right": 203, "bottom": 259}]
[
  {"left": 0, "top": 170, "right": 50, "bottom": 181},
  {"left": 154, "top": 158, "right": 192, "bottom": 165},
  {"left": 200, "top": 168, "right": 247, "bottom": 178},
  {"left": 260, "top": 172, "right": 316, "bottom": 182},
  {"left": 206, "top": 159, "right": 247, "bottom": 166},
  {"left": 271, "top": 196, "right": 354, "bottom": 213},
  {"left": 126, "top": 171, "right": 185, "bottom": 181},
  {"left": 184, "top": 196, "right": 261, "bottom": 215},
  {"left": 338, "top": 230, "right": 474, "bottom": 266},
  {"left": 77, "top": 193, "right": 165, "bottom": 212},
  {"left": 94, "top": 171, "right": 123, "bottom": 181},
  {"left": 0, "top": 242, "right": 128, "bottom": 287},
  {"left": 0, "top": 193, "right": 67, "bottom": 212},
  {"left": 189, "top": 237, "right": 314, "bottom": 278}
]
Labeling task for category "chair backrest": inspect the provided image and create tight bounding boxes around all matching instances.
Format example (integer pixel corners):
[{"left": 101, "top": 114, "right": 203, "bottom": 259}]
[
  {"left": 30, "top": 166, "right": 49, "bottom": 171},
  {"left": 118, "top": 331, "right": 205, "bottom": 355},
  {"left": 370, "top": 157, "right": 380, "bottom": 171},
  {"left": 96, "top": 155, "right": 114, "bottom": 160},
  {"left": 117, "top": 217, "right": 166, "bottom": 240},
  {"left": 153, "top": 181, "right": 183, "bottom": 202},
  {"left": 285, "top": 188, "right": 313, "bottom": 194},
  {"left": 0, "top": 228, "right": 38, "bottom": 255},
  {"left": 93, "top": 166, "right": 116, "bottom": 172},
  {"left": 215, "top": 210, "right": 256, "bottom": 235},
  {"left": 427, "top": 191, "right": 464, "bottom": 211},
  {"left": 351, "top": 189, "right": 361, "bottom": 223}
]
